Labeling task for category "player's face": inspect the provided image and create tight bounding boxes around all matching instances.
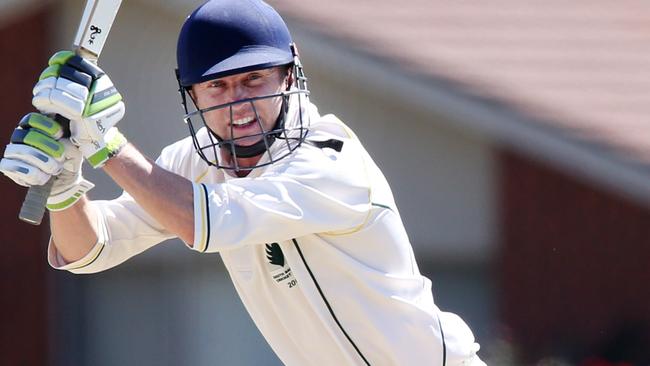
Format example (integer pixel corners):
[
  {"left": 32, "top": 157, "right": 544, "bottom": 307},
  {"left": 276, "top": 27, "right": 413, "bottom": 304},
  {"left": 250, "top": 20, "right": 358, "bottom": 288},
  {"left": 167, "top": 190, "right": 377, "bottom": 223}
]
[{"left": 191, "top": 67, "right": 288, "bottom": 146}]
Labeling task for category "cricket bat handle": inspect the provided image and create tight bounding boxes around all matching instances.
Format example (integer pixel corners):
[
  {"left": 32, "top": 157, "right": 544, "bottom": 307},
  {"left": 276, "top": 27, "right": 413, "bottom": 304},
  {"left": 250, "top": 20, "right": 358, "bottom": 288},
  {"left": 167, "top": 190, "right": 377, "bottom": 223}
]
[
  {"left": 20, "top": 179, "right": 55, "bottom": 225},
  {"left": 19, "top": 115, "right": 71, "bottom": 225},
  {"left": 17, "top": 0, "right": 122, "bottom": 225}
]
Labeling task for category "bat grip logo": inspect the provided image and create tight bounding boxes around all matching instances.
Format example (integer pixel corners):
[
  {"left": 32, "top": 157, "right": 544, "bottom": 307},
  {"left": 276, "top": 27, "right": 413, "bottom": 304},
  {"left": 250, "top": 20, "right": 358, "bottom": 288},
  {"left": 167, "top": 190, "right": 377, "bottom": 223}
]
[{"left": 88, "top": 25, "right": 102, "bottom": 45}]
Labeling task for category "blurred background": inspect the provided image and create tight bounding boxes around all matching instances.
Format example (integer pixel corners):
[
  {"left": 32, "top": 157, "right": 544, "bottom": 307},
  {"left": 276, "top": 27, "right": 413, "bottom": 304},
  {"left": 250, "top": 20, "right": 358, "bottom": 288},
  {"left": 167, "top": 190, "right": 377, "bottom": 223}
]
[{"left": 1, "top": 0, "right": 649, "bottom": 365}]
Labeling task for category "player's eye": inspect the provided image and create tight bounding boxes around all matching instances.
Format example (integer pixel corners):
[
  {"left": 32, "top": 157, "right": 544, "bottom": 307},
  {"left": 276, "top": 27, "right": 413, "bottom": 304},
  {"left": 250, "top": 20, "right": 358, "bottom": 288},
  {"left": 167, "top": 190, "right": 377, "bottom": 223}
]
[
  {"left": 208, "top": 81, "right": 226, "bottom": 88},
  {"left": 246, "top": 72, "right": 268, "bottom": 84}
]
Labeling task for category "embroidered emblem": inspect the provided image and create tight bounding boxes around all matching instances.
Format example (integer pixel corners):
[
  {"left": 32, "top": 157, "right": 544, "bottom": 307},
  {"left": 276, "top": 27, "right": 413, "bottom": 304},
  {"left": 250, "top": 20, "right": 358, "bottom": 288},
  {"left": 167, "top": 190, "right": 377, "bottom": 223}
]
[{"left": 264, "top": 243, "right": 298, "bottom": 289}]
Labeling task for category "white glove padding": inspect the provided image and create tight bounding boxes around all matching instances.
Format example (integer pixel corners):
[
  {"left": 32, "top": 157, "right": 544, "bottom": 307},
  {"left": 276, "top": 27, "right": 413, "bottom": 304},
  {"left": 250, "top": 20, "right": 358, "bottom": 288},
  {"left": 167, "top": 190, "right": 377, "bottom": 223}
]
[
  {"left": 32, "top": 50, "right": 126, "bottom": 168},
  {"left": 0, "top": 113, "right": 94, "bottom": 211},
  {"left": 1, "top": 143, "right": 61, "bottom": 187},
  {"left": 1, "top": 112, "right": 66, "bottom": 186}
]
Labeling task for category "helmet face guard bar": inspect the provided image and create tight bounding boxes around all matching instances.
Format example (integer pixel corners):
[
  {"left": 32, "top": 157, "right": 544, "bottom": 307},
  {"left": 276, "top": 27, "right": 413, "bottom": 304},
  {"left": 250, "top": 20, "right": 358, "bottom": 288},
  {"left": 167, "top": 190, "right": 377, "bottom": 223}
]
[
  {"left": 176, "top": 54, "right": 310, "bottom": 171},
  {"left": 183, "top": 90, "right": 310, "bottom": 171}
]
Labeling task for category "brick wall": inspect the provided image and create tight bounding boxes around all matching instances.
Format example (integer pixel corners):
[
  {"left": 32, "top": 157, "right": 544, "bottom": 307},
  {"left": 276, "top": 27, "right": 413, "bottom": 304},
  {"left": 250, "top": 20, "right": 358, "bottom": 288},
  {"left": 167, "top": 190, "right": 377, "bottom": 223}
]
[
  {"left": 499, "top": 149, "right": 650, "bottom": 364},
  {"left": 0, "top": 7, "right": 51, "bottom": 366}
]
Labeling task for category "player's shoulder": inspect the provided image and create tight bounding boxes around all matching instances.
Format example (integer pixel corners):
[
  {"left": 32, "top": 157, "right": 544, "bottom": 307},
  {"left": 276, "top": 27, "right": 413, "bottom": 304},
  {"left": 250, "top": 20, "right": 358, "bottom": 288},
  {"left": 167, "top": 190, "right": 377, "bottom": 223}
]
[
  {"left": 305, "top": 112, "right": 368, "bottom": 163},
  {"left": 156, "top": 134, "right": 200, "bottom": 173},
  {"left": 159, "top": 135, "right": 194, "bottom": 162},
  {"left": 268, "top": 112, "right": 369, "bottom": 183},
  {"left": 163, "top": 133, "right": 195, "bottom": 151},
  {"left": 308, "top": 112, "right": 357, "bottom": 141}
]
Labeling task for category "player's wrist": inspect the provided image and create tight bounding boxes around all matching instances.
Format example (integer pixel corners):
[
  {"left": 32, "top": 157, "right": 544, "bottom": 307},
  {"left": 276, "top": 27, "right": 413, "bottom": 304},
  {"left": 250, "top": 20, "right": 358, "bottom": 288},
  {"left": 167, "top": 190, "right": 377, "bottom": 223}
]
[{"left": 77, "top": 126, "right": 128, "bottom": 168}]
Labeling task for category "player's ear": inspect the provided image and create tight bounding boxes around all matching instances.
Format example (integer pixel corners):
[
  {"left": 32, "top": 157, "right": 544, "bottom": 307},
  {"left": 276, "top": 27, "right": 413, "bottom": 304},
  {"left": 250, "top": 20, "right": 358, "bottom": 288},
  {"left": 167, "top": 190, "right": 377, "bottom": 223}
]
[{"left": 285, "top": 65, "right": 294, "bottom": 90}]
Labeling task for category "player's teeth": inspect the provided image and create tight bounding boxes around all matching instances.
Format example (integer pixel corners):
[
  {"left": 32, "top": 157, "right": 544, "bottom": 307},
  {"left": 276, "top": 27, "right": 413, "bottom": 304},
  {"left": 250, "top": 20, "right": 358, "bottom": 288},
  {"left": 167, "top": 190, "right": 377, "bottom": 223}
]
[{"left": 233, "top": 117, "right": 254, "bottom": 126}]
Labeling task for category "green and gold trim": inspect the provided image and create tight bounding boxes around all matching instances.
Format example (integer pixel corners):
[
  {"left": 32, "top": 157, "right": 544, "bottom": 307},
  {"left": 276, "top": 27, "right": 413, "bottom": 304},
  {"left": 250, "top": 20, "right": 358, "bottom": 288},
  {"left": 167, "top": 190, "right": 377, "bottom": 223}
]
[{"left": 65, "top": 243, "right": 105, "bottom": 271}]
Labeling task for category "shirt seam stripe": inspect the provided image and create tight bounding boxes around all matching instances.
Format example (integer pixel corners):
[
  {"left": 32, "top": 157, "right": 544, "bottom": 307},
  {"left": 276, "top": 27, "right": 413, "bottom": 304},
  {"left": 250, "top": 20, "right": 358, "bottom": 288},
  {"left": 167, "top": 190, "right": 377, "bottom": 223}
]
[
  {"left": 200, "top": 183, "right": 211, "bottom": 252},
  {"left": 371, "top": 202, "right": 392, "bottom": 211},
  {"left": 438, "top": 315, "right": 447, "bottom": 365},
  {"left": 322, "top": 203, "right": 393, "bottom": 237},
  {"left": 197, "top": 184, "right": 207, "bottom": 251},
  {"left": 292, "top": 238, "right": 371, "bottom": 366},
  {"left": 67, "top": 243, "right": 105, "bottom": 270}
]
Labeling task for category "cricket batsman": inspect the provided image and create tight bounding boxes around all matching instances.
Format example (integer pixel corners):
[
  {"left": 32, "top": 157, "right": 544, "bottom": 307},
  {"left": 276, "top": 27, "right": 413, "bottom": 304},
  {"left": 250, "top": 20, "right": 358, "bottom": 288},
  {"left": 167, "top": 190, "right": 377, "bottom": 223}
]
[{"left": 0, "top": 1, "right": 486, "bottom": 364}]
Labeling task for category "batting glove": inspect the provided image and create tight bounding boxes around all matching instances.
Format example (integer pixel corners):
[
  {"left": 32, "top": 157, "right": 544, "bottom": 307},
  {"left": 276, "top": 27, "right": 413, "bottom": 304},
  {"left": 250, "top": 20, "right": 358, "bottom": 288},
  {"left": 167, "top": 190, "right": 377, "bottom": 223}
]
[
  {"left": 32, "top": 50, "right": 127, "bottom": 169},
  {"left": 0, "top": 113, "right": 94, "bottom": 211}
]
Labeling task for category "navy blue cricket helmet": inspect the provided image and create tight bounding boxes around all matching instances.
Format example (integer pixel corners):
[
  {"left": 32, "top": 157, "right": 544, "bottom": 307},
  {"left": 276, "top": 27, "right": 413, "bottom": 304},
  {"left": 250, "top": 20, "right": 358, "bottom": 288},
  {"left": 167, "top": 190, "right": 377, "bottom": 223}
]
[
  {"left": 175, "top": 0, "right": 310, "bottom": 172},
  {"left": 177, "top": 0, "right": 295, "bottom": 86}
]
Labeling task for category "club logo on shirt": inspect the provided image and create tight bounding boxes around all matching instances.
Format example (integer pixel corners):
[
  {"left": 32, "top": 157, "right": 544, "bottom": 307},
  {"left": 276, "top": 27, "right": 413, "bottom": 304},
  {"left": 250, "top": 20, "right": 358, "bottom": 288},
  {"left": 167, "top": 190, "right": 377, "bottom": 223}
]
[
  {"left": 266, "top": 243, "right": 285, "bottom": 267},
  {"left": 265, "top": 243, "right": 298, "bottom": 289}
]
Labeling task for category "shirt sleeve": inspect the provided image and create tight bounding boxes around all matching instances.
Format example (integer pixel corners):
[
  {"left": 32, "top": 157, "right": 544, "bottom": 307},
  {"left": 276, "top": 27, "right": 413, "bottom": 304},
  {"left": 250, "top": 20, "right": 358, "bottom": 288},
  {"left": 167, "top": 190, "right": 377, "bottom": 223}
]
[
  {"left": 47, "top": 138, "right": 198, "bottom": 273},
  {"left": 191, "top": 137, "right": 373, "bottom": 253},
  {"left": 48, "top": 191, "right": 176, "bottom": 274}
]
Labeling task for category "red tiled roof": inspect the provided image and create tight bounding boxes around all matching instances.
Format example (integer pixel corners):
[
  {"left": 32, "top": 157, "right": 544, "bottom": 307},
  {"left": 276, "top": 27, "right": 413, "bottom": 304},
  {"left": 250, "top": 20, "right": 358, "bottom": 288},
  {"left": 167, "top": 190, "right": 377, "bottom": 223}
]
[{"left": 269, "top": 0, "right": 650, "bottom": 163}]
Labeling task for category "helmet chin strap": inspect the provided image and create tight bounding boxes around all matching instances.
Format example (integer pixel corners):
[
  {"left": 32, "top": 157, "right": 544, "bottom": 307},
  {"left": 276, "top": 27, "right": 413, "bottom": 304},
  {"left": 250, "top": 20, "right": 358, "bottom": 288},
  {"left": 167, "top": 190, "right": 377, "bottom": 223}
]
[{"left": 222, "top": 132, "right": 277, "bottom": 158}]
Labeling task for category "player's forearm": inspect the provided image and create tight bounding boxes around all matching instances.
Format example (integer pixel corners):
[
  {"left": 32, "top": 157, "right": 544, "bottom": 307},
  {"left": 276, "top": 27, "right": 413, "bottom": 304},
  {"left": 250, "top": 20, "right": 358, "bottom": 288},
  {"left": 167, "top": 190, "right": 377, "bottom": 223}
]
[
  {"left": 50, "top": 196, "right": 99, "bottom": 263},
  {"left": 103, "top": 143, "right": 195, "bottom": 245}
]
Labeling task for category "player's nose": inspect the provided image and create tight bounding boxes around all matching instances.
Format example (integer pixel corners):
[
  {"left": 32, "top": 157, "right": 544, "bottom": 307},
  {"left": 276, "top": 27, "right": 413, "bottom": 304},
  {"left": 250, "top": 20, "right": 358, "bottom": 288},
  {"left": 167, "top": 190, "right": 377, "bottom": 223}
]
[
  {"left": 230, "top": 96, "right": 255, "bottom": 118},
  {"left": 226, "top": 83, "right": 251, "bottom": 104}
]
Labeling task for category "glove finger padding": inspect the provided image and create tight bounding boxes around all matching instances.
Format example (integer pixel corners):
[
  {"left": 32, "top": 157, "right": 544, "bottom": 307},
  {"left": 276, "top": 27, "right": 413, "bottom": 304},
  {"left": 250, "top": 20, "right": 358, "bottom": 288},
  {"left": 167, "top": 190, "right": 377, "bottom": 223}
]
[
  {"left": 18, "top": 111, "right": 64, "bottom": 139},
  {"left": 0, "top": 111, "right": 94, "bottom": 211},
  {"left": 2, "top": 144, "right": 62, "bottom": 176},
  {"left": 0, "top": 112, "right": 66, "bottom": 185},
  {"left": 0, "top": 157, "right": 51, "bottom": 186},
  {"left": 32, "top": 51, "right": 95, "bottom": 120},
  {"left": 13, "top": 112, "right": 63, "bottom": 153},
  {"left": 33, "top": 76, "right": 87, "bottom": 119},
  {"left": 32, "top": 50, "right": 122, "bottom": 122},
  {"left": 31, "top": 50, "right": 126, "bottom": 168}
]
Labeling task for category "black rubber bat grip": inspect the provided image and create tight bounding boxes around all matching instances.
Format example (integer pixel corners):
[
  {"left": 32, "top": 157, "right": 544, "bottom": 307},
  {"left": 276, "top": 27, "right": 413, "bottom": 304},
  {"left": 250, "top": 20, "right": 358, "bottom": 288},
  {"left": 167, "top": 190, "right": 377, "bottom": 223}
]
[{"left": 19, "top": 115, "right": 70, "bottom": 225}]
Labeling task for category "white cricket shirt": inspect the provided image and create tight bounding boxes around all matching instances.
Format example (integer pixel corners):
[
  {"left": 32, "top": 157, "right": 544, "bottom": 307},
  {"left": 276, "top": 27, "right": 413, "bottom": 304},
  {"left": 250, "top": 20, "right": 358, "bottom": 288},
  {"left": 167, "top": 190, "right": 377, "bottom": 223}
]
[{"left": 49, "top": 97, "right": 484, "bottom": 366}]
